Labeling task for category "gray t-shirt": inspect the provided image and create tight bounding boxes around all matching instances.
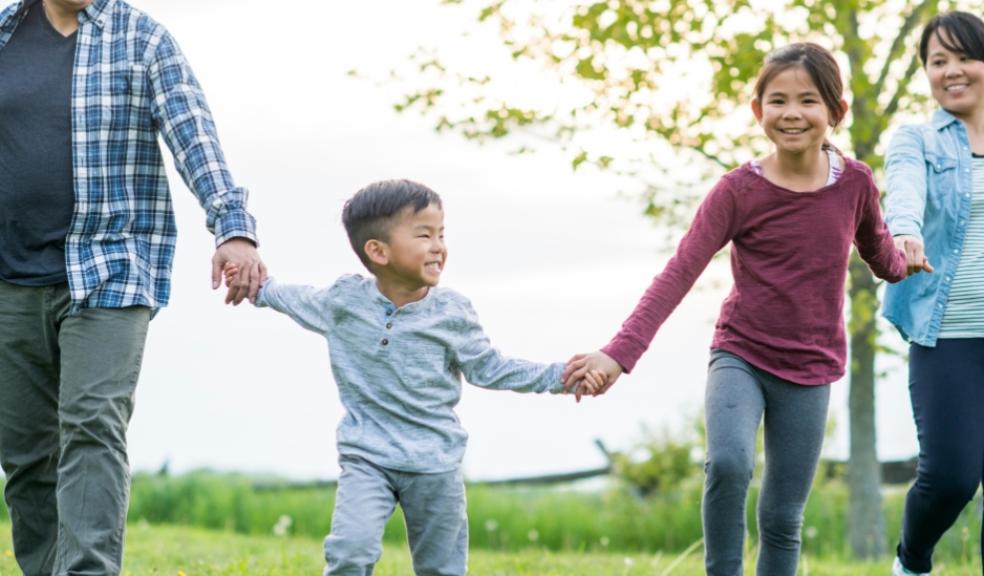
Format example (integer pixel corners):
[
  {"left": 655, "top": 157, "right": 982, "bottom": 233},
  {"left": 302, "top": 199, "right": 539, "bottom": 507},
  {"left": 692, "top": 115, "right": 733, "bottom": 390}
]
[
  {"left": 258, "top": 275, "right": 567, "bottom": 473},
  {"left": 0, "top": 4, "right": 76, "bottom": 285}
]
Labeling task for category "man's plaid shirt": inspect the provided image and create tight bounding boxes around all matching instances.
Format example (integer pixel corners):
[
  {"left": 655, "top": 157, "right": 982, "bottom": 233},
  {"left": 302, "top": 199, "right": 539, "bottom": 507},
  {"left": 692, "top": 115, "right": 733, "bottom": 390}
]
[{"left": 0, "top": 0, "right": 257, "bottom": 310}]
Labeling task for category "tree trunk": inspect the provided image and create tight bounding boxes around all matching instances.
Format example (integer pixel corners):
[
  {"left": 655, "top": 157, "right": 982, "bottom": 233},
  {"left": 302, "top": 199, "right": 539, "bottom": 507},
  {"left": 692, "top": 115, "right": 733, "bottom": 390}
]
[{"left": 847, "top": 257, "right": 887, "bottom": 558}]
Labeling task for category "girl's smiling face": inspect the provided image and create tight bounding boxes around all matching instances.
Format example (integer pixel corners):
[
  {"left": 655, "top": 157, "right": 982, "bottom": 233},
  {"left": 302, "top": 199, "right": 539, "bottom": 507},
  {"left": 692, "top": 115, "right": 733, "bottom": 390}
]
[{"left": 752, "top": 66, "right": 842, "bottom": 157}]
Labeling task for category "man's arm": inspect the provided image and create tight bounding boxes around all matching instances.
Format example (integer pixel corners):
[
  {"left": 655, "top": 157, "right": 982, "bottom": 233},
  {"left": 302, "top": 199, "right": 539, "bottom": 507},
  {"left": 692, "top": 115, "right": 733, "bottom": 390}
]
[{"left": 144, "top": 26, "right": 265, "bottom": 303}]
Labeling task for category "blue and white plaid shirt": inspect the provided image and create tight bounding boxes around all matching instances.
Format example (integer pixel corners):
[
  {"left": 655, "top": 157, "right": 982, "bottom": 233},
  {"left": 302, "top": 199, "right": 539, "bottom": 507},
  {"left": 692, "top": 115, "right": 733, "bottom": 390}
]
[{"left": 0, "top": 0, "right": 257, "bottom": 310}]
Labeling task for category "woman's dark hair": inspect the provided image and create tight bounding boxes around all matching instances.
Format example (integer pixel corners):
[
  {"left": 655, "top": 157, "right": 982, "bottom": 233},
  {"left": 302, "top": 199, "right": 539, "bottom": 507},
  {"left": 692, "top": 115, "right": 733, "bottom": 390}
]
[
  {"left": 342, "top": 179, "right": 442, "bottom": 270},
  {"left": 753, "top": 42, "right": 847, "bottom": 128},
  {"left": 919, "top": 11, "right": 984, "bottom": 66},
  {"left": 13, "top": 0, "right": 42, "bottom": 19}
]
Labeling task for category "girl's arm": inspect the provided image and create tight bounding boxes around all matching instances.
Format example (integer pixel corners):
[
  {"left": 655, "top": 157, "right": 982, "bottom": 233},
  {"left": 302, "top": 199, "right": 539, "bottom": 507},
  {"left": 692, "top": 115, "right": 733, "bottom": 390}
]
[
  {"left": 854, "top": 172, "right": 908, "bottom": 283},
  {"left": 598, "top": 177, "right": 740, "bottom": 374}
]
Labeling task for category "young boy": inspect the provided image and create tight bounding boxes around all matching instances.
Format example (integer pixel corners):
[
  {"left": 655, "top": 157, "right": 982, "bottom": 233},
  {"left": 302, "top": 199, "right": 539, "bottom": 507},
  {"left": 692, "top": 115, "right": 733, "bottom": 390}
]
[{"left": 229, "top": 179, "right": 603, "bottom": 575}]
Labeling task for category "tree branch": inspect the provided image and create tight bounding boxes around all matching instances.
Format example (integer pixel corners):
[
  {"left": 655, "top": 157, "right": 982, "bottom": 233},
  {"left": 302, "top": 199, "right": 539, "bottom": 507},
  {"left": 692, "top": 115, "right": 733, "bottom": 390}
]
[
  {"left": 872, "top": 0, "right": 936, "bottom": 99},
  {"left": 883, "top": 54, "right": 923, "bottom": 120}
]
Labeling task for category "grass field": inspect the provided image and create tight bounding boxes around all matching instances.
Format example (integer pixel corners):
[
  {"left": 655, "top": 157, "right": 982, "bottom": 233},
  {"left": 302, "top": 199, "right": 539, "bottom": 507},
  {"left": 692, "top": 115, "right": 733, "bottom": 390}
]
[{"left": 0, "top": 522, "right": 980, "bottom": 576}]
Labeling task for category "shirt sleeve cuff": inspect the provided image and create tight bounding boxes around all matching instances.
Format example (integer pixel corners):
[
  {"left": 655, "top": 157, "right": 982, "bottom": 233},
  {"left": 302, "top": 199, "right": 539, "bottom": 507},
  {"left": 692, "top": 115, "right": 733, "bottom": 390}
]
[{"left": 213, "top": 208, "right": 259, "bottom": 247}]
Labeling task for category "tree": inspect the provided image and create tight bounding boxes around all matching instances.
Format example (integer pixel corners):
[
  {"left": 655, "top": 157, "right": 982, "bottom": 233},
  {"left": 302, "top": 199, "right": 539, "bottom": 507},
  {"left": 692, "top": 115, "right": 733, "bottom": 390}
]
[{"left": 392, "top": 0, "right": 968, "bottom": 558}]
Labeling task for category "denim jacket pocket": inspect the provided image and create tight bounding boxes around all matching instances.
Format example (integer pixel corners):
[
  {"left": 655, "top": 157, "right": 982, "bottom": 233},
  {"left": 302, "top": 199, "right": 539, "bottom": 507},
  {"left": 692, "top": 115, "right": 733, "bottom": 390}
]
[
  {"left": 925, "top": 152, "right": 957, "bottom": 173},
  {"left": 924, "top": 152, "right": 958, "bottom": 211}
]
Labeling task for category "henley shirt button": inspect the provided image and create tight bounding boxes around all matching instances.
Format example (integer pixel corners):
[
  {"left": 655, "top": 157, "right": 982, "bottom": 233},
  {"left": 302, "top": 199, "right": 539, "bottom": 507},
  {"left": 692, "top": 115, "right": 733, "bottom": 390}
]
[
  {"left": 381, "top": 338, "right": 389, "bottom": 346},
  {"left": 386, "top": 322, "right": 393, "bottom": 329}
]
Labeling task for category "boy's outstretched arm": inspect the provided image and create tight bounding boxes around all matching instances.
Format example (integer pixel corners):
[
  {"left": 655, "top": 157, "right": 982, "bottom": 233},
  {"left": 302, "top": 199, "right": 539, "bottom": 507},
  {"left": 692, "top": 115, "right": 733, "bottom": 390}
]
[
  {"left": 245, "top": 274, "right": 336, "bottom": 335},
  {"left": 563, "top": 351, "right": 623, "bottom": 398},
  {"left": 452, "top": 298, "right": 577, "bottom": 398}
]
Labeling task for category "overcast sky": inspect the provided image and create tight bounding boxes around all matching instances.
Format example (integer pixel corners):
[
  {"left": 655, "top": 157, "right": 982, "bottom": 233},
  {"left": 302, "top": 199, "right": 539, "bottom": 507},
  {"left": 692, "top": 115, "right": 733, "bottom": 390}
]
[{"left": 83, "top": 0, "right": 925, "bottom": 480}]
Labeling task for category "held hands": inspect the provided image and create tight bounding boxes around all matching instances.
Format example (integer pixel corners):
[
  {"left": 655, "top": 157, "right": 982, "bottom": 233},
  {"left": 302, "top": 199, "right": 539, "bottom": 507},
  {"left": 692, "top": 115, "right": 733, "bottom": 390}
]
[
  {"left": 571, "top": 369, "right": 609, "bottom": 403},
  {"left": 212, "top": 238, "right": 267, "bottom": 305},
  {"left": 563, "top": 350, "right": 623, "bottom": 401},
  {"left": 894, "top": 235, "right": 934, "bottom": 276}
]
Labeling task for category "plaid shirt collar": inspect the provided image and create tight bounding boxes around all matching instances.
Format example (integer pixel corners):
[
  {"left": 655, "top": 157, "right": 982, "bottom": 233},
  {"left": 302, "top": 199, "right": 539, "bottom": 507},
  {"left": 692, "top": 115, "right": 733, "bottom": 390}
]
[{"left": 1, "top": 0, "right": 111, "bottom": 30}]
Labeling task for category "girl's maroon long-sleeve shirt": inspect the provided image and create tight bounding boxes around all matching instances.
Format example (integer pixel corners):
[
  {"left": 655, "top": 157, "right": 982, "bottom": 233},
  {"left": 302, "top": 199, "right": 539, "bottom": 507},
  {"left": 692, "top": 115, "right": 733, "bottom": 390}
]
[{"left": 602, "top": 158, "right": 907, "bottom": 385}]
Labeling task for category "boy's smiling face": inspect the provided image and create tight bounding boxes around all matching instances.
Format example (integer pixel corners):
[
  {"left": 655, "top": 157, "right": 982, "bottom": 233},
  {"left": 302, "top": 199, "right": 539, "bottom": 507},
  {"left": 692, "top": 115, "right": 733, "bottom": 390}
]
[{"left": 372, "top": 202, "right": 447, "bottom": 293}]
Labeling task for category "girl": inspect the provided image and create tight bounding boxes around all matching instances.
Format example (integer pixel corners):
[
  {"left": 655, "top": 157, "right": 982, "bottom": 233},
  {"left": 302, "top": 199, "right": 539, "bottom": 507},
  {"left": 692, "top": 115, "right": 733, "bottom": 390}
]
[
  {"left": 564, "top": 43, "right": 909, "bottom": 576},
  {"left": 883, "top": 11, "right": 984, "bottom": 576}
]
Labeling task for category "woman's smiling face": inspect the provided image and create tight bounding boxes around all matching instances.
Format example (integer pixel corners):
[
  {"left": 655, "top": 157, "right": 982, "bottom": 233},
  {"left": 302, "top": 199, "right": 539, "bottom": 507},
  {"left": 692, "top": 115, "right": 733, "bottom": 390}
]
[{"left": 925, "top": 30, "right": 984, "bottom": 120}]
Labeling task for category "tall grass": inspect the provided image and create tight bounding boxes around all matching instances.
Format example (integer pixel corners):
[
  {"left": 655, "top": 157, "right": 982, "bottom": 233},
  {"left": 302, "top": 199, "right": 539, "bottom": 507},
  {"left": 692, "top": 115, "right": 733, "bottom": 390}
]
[
  {"left": 115, "top": 471, "right": 984, "bottom": 563},
  {"left": 0, "top": 472, "right": 979, "bottom": 565}
]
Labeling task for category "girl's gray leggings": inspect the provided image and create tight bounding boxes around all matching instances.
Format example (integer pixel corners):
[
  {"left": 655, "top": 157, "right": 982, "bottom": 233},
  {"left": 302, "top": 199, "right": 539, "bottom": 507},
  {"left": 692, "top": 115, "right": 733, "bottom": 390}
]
[{"left": 703, "top": 350, "right": 830, "bottom": 576}]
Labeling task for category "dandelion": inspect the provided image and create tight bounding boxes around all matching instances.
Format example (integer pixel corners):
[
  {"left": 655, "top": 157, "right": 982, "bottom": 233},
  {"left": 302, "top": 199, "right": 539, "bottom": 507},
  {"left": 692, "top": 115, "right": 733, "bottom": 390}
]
[
  {"left": 599, "top": 536, "right": 610, "bottom": 548},
  {"left": 484, "top": 519, "right": 498, "bottom": 533},
  {"left": 177, "top": 571, "right": 186, "bottom": 576},
  {"left": 804, "top": 526, "right": 818, "bottom": 540},
  {"left": 623, "top": 557, "right": 635, "bottom": 567},
  {"left": 272, "top": 514, "right": 293, "bottom": 537},
  {"left": 4, "top": 549, "right": 12, "bottom": 558},
  {"left": 527, "top": 529, "right": 539, "bottom": 543}
]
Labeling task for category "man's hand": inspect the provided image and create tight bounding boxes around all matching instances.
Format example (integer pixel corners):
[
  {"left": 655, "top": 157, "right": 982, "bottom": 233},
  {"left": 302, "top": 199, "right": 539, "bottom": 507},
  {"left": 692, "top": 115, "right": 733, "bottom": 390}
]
[{"left": 212, "top": 238, "right": 267, "bottom": 305}]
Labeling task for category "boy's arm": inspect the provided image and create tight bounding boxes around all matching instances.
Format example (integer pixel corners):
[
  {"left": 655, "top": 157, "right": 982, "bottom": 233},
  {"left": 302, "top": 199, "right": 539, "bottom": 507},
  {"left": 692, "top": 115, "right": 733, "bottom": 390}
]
[
  {"left": 255, "top": 278, "right": 334, "bottom": 335},
  {"left": 451, "top": 299, "right": 566, "bottom": 395}
]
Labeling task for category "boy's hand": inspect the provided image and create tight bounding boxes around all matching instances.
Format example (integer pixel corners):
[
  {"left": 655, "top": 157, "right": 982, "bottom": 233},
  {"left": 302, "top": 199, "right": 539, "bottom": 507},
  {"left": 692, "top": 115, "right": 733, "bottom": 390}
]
[
  {"left": 573, "top": 369, "right": 608, "bottom": 402},
  {"left": 221, "top": 262, "right": 250, "bottom": 305},
  {"left": 212, "top": 238, "right": 267, "bottom": 305},
  {"left": 563, "top": 350, "right": 623, "bottom": 399}
]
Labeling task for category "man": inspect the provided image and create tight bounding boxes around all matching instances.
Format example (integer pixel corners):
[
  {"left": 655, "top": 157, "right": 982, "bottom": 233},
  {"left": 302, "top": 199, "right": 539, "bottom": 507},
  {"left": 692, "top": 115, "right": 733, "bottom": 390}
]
[{"left": 0, "top": 0, "right": 264, "bottom": 573}]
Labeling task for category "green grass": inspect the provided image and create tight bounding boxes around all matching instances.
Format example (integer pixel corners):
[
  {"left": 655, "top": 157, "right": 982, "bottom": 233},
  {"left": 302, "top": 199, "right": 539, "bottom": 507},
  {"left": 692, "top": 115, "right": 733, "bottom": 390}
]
[
  {"left": 119, "top": 472, "right": 982, "bottom": 561},
  {"left": 0, "top": 522, "right": 980, "bottom": 576}
]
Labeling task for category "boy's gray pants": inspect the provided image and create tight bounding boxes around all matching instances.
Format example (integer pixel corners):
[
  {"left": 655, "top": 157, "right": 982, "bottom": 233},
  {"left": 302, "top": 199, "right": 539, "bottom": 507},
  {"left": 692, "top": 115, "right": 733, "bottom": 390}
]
[
  {"left": 325, "top": 455, "right": 468, "bottom": 576},
  {"left": 703, "top": 349, "right": 830, "bottom": 576},
  {"left": 0, "top": 281, "right": 150, "bottom": 576}
]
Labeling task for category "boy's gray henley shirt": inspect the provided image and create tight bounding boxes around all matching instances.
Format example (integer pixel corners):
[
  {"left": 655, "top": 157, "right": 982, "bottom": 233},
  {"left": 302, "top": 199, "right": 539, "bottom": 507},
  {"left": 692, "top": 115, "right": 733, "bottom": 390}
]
[{"left": 258, "top": 275, "right": 566, "bottom": 473}]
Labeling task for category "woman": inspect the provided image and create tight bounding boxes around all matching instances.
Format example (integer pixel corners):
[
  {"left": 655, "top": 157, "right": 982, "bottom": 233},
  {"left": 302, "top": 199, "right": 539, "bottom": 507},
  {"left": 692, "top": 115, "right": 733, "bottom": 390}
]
[
  {"left": 0, "top": 0, "right": 264, "bottom": 574},
  {"left": 883, "top": 10, "right": 984, "bottom": 576}
]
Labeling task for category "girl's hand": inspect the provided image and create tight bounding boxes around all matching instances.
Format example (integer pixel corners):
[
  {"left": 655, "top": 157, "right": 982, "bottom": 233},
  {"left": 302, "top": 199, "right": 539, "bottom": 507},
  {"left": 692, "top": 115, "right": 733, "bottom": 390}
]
[
  {"left": 563, "top": 351, "right": 623, "bottom": 399},
  {"left": 894, "top": 235, "right": 934, "bottom": 275}
]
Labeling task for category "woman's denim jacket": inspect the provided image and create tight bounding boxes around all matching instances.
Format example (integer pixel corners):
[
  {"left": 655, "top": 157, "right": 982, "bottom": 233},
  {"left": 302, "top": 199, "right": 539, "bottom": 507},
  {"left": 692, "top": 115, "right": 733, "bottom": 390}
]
[{"left": 882, "top": 108, "right": 977, "bottom": 347}]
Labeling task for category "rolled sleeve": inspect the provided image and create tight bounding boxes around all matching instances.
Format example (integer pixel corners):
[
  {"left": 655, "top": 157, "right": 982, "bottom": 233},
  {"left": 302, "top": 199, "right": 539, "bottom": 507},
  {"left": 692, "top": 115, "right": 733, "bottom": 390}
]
[{"left": 885, "top": 125, "right": 928, "bottom": 240}]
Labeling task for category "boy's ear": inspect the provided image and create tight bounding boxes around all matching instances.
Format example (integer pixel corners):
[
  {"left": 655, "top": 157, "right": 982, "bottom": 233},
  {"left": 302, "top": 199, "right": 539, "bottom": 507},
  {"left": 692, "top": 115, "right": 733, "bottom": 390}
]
[
  {"left": 364, "top": 239, "right": 389, "bottom": 267},
  {"left": 750, "top": 98, "right": 764, "bottom": 124}
]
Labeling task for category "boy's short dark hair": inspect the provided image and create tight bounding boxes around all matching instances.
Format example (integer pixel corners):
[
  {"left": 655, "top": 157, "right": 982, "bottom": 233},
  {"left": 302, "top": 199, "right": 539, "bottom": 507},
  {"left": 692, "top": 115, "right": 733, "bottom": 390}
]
[
  {"left": 920, "top": 11, "right": 984, "bottom": 66},
  {"left": 342, "top": 179, "right": 442, "bottom": 270}
]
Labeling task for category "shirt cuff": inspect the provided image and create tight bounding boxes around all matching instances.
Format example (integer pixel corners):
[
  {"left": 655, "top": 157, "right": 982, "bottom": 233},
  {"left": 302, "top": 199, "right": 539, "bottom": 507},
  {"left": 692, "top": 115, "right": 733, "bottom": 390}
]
[{"left": 214, "top": 208, "right": 259, "bottom": 247}]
